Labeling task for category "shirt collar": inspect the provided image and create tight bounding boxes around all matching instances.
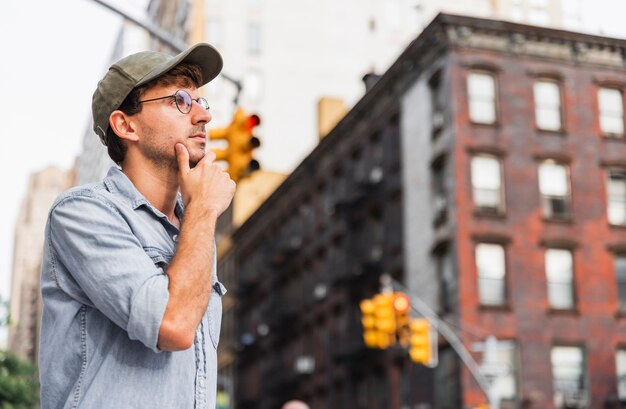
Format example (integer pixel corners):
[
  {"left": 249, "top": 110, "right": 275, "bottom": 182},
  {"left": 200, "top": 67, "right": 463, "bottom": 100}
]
[{"left": 103, "top": 166, "right": 185, "bottom": 221}]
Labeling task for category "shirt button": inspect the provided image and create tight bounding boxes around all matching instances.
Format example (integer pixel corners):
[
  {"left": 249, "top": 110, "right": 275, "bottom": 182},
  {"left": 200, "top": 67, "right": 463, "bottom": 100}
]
[
  {"left": 172, "top": 234, "right": 178, "bottom": 242},
  {"left": 198, "top": 378, "right": 205, "bottom": 387}
]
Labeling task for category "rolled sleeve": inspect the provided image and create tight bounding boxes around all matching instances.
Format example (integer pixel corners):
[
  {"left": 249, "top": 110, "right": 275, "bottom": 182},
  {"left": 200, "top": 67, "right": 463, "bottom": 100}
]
[
  {"left": 127, "top": 274, "right": 169, "bottom": 352},
  {"left": 49, "top": 192, "right": 169, "bottom": 350}
]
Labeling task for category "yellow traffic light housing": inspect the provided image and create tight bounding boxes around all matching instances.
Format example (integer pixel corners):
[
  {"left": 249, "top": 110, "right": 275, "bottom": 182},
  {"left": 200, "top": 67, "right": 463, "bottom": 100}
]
[
  {"left": 209, "top": 107, "right": 261, "bottom": 182},
  {"left": 360, "top": 293, "right": 396, "bottom": 349},
  {"left": 393, "top": 292, "right": 411, "bottom": 346},
  {"left": 409, "top": 318, "right": 436, "bottom": 366},
  {"left": 359, "top": 298, "right": 378, "bottom": 348},
  {"left": 373, "top": 293, "right": 396, "bottom": 350}
]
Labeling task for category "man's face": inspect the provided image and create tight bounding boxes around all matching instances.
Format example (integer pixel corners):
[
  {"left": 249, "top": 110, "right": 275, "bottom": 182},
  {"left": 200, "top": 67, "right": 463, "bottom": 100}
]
[{"left": 132, "top": 83, "right": 211, "bottom": 169}]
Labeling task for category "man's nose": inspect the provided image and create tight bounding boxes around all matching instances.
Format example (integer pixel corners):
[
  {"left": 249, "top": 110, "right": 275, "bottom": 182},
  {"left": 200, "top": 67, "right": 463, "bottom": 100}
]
[{"left": 191, "top": 101, "right": 211, "bottom": 124}]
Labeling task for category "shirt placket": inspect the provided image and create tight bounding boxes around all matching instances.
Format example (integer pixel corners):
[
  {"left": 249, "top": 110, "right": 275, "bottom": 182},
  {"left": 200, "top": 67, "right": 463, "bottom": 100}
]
[{"left": 194, "top": 320, "right": 208, "bottom": 408}]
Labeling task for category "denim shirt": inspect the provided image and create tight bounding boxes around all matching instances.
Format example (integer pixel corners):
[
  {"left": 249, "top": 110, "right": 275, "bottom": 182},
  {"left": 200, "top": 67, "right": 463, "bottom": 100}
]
[{"left": 39, "top": 166, "right": 226, "bottom": 409}]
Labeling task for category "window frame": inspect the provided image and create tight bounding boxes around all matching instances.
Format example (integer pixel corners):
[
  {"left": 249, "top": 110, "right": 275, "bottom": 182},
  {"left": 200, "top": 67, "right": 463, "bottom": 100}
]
[
  {"left": 615, "top": 254, "right": 626, "bottom": 313},
  {"left": 545, "top": 248, "right": 576, "bottom": 311},
  {"left": 467, "top": 70, "right": 499, "bottom": 126},
  {"left": 607, "top": 168, "right": 626, "bottom": 227},
  {"left": 598, "top": 86, "right": 625, "bottom": 138},
  {"left": 429, "top": 70, "right": 445, "bottom": 138},
  {"left": 247, "top": 22, "right": 261, "bottom": 55},
  {"left": 431, "top": 154, "right": 448, "bottom": 227},
  {"left": 551, "top": 345, "right": 588, "bottom": 409},
  {"left": 475, "top": 242, "right": 508, "bottom": 307},
  {"left": 470, "top": 153, "right": 506, "bottom": 215},
  {"left": 538, "top": 160, "right": 573, "bottom": 221},
  {"left": 615, "top": 347, "right": 626, "bottom": 402},
  {"left": 533, "top": 78, "right": 564, "bottom": 132}
]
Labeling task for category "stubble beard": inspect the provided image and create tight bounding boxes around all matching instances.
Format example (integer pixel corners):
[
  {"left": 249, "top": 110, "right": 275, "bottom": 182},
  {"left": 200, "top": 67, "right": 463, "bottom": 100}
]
[{"left": 141, "top": 127, "right": 206, "bottom": 171}]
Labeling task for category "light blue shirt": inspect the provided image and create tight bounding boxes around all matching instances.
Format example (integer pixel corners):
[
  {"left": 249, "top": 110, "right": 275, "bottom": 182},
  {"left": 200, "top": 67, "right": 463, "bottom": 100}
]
[{"left": 39, "top": 166, "right": 225, "bottom": 409}]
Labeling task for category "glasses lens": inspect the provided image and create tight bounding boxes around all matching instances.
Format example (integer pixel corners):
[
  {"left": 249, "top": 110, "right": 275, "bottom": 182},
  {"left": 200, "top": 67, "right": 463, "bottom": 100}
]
[
  {"left": 175, "top": 90, "right": 192, "bottom": 113},
  {"left": 198, "top": 98, "right": 210, "bottom": 111}
]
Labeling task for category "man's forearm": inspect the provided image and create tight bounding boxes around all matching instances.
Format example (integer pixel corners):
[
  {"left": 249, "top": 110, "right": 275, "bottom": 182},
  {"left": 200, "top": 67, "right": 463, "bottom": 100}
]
[{"left": 157, "top": 202, "right": 219, "bottom": 351}]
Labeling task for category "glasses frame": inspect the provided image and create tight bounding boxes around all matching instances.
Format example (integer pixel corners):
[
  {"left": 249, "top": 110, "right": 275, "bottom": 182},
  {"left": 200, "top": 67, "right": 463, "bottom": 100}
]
[{"left": 138, "top": 89, "right": 209, "bottom": 114}]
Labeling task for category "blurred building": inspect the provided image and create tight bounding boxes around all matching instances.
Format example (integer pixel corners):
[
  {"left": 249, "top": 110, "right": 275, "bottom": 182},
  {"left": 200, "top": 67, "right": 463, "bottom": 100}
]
[
  {"left": 75, "top": 6, "right": 156, "bottom": 185},
  {"left": 69, "top": 0, "right": 624, "bottom": 407},
  {"left": 8, "top": 166, "right": 74, "bottom": 362},
  {"left": 229, "top": 13, "right": 626, "bottom": 409},
  {"left": 196, "top": 0, "right": 595, "bottom": 177}
]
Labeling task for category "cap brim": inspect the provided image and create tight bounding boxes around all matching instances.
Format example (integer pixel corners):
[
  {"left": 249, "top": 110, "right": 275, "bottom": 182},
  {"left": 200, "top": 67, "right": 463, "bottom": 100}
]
[{"left": 136, "top": 43, "right": 223, "bottom": 88}]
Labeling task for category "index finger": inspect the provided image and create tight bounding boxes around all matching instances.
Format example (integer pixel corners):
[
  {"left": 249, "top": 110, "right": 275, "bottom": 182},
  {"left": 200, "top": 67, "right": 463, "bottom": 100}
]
[{"left": 197, "top": 150, "right": 217, "bottom": 167}]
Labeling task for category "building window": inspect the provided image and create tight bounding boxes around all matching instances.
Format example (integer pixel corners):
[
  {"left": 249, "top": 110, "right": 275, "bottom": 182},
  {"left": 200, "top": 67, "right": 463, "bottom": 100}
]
[
  {"left": 545, "top": 249, "right": 575, "bottom": 310},
  {"left": 476, "top": 243, "right": 506, "bottom": 306},
  {"left": 608, "top": 169, "right": 626, "bottom": 226},
  {"left": 467, "top": 72, "right": 497, "bottom": 124},
  {"left": 205, "top": 18, "right": 222, "bottom": 47},
  {"left": 247, "top": 22, "right": 261, "bottom": 54},
  {"left": 471, "top": 155, "right": 504, "bottom": 214},
  {"left": 551, "top": 346, "right": 587, "bottom": 409},
  {"left": 616, "top": 349, "right": 626, "bottom": 403},
  {"left": 429, "top": 71, "right": 445, "bottom": 135},
  {"left": 538, "top": 161, "right": 571, "bottom": 219},
  {"left": 434, "top": 347, "right": 461, "bottom": 408},
  {"left": 432, "top": 155, "right": 448, "bottom": 226},
  {"left": 243, "top": 71, "right": 263, "bottom": 104},
  {"left": 435, "top": 248, "right": 456, "bottom": 313},
  {"left": 616, "top": 255, "right": 626, "bottom": 311},
  {"left": 534, "top": 80, "right": 562, "bottom": 131},
  {"left": 599, "top": 88, "right": 625, "bottom": 136},
  {"left": 485, "top": 340, "right": 519, "bottom": 403}
]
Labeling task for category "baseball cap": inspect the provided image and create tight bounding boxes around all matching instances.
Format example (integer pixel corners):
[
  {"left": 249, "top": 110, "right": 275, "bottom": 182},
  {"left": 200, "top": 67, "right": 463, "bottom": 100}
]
[{"left": 92, "top": 43, "right": 223, "bottom": 145}]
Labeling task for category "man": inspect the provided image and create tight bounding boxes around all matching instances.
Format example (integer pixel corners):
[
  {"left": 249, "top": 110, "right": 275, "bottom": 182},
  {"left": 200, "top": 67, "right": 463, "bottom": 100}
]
[{"left": 39, "top": 43, "right": 235, "bottom": 408}]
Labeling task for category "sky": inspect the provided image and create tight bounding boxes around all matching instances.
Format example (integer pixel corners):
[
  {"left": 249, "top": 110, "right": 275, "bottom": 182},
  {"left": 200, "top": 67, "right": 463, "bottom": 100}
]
[
  {"left": 0, "top": 0, "right": 148, "bottom": 345},
  {"left": 1, "top": 0, "right": 626, "bottom": 347}
]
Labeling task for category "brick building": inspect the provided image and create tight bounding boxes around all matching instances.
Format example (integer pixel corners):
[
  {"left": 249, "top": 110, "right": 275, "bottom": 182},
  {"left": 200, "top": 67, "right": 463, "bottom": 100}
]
[{"left": 222, "top": 14, "right": 626, "bottom": 409}]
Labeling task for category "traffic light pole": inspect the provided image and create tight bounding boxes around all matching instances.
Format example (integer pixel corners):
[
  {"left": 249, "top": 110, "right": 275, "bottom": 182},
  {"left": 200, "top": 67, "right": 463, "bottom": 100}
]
[
  {"left": 382, "top": 275, "right": 495, "bottom": 408},
  {"left": 90, "top": 0, "right": 243, "bottom": 104}
]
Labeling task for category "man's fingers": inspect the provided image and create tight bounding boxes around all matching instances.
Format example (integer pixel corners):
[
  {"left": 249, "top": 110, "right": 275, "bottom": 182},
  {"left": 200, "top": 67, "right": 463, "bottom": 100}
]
[
  {"left": 175, "top": 144, "right": 190, "bottom": 174},
  {"left": 203, "top": 150, "right": 217, "bottom": 165}
]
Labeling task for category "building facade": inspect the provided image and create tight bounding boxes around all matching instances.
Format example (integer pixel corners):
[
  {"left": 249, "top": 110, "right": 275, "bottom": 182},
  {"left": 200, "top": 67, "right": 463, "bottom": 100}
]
[
  {"left": 8, "top": 166, "right": 74, "bottom": 362},
  {"left": 198, "top": 0, "right": 593, "bottom": 177},
  {"left": 228, "top": 14, "right": 626, "bottom": 409}
]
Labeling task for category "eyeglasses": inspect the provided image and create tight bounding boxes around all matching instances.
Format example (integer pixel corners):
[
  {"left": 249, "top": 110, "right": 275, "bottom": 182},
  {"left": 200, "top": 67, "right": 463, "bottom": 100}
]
[{"left": 138, "top": 89, "right": 209, "bottom": 114}]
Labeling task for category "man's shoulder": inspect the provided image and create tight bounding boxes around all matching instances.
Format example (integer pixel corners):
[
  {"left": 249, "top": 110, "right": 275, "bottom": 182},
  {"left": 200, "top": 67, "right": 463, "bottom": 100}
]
[{"left": 49, "top": 181, "right": 116, "bottom": 215}]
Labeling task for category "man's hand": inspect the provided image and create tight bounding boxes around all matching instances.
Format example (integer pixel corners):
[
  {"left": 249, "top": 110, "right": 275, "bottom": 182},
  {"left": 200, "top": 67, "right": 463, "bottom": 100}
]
[
  {"left": 159, "top": 144, "right": 235, "bottom": 351},
  {"left": 175, "top": 143, "right": 236, "bottom": 215}
]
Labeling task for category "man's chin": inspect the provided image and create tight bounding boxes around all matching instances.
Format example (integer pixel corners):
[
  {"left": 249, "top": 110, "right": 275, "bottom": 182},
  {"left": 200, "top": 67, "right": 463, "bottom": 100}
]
[{"left": 189, "top": 151, "right": 206, "bottom": 169}]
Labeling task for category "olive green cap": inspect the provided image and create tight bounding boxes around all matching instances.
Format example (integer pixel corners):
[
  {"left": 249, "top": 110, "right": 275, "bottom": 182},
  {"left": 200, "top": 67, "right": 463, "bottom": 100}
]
[{"left": 92, "top": 43, "right": 223, "bottom": 145}]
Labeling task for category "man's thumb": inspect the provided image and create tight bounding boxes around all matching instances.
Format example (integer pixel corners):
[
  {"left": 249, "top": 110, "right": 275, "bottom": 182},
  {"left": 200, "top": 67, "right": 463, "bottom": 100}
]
[{"left": 175, "top": 143, "right": 190, "bottom": 173}]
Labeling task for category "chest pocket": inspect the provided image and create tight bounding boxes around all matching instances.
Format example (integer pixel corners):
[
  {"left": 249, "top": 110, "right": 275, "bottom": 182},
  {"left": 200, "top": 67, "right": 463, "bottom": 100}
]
[
  {"left": 208, "top": 281, "right": 227, "bottom": 348},
  {"left": 144, "top": 247, "right": 171, "bottom": 269}
]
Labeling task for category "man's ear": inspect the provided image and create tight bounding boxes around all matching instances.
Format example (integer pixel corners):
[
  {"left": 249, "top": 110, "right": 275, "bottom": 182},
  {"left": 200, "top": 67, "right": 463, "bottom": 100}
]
[{"left": 109, "top": 110, "right": 139, "bottom": 142}]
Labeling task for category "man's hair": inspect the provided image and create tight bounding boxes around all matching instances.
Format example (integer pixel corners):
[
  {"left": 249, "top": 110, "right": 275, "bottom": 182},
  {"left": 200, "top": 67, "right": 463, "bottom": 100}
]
[{"left": 105, "top": 63, "right": 204, "bottom": 164}]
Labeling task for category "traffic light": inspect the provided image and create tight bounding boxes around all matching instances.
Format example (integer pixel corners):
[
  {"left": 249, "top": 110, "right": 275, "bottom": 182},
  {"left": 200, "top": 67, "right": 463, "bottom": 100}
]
[
  {"left": 209, "top": 107, "right": 261, "bottom": 182},
  {"left": 373, "top": 293, "right": 396, "bottom": 349},
  {"left": 409, "top": 318, "right": 436, "bottom": 366},
  {"left": 360, "top": 293, "right": 396, "bottom": 349},
  {"left": 393, "top": 292, "right": 411, "bottom": 346},
  {"left": 359, "top": 298, "right": 378, "bottom": 348}
]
